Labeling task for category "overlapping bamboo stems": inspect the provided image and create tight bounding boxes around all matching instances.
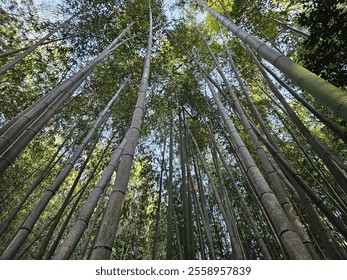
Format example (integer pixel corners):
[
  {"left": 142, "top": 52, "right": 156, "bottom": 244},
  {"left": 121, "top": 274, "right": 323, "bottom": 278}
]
[
  {"left": 15, "top": 176, "right": 93, "bottom": 259},
  {"left": 188, "top": 167, "right": 216, "bottom": 259},
  {"left": 253, "top": 70, "right": 343, "bottom": 193},
  {"left": 243, "top": 44, "right": 347, "bottom": 193},
  {"left": 182, "top": 116, "right": 246, "bottom": 260},
  {"left": 191, "top": 150, "right": 216, "bottom": 259},
  {"left": 175, "top": 57, "right": 272, "bottom": 258},
  {"left": 249, "top": 121, "right": 346, "bottom": 259},
  {"left": 219, "top": 125, "right": 287, "bottom": 258},
  {"left": 209, "top": 136, "right": 246, "bottom": 259},
  {"left": 0, "top": 22, "right": 134, "bottom": 156},
  {"left": 178, "top": 111, "right": 194, "bottom": 259},
  {"left": 0, "top": 68, "right": 90, "bottom": 167},
  {"left": 205, "top": 77, "right": 312, "bottom": 259},
  {"left": 195, "top": 0, "right": 347, "bottom": 122},
  {"left": 196, "top": 28, "right": 319, "bottom": 257},
  {"left": 175, "top": 29, "right": 304, "bottom": 259},
  {"left": 244, "top": 96, "right": 347, "bottom": 258},
  {"left": 77, "top": 187, "right": 106, "bottom": 260},
  {"left": 262, "top": 64, "right": 347, "bottom": 144},
  {"left": 274, "top": 107, "right": 347, "bottom": 221},
  {"left": 152, "top": 141, "right": 166, "bottom": 259},
  {"left": 0, "top": 37, "right": 69, "bottom": 59},
  {"left": 53, "top": 135, "right": 127, "bottom": 259},
  {"left": 15, "top": 217, "right": 56, "bottom": 259},
  {"left": 223, "top": 66, "right": 347, "bottom": 251},
  {"left": 88, "top": 6, "right": 153, "bottom": 260},
  {"left": 180, "top": 88, "right": 272, "bottom": 258},
  {"left": 268, "top": 17, "right": 310, "bottom": 38},
  {"left": 271, "top": 108, "right": 347, "bottom": 217},
  {"left": 223, "top": 45, "right": 325, "bottom": 258},
  {"left": 0, "top": 130, "right": 74, "bottom": 237},
  {"left": 45, "top": 137, "right": 113, "bottom": 260},
  {"left": 36, "top": 123, "right": 111, "bottom": 259},
  {"left": 189, "top": 179, "right": 206, "bottom": 259},
  {"left": 172, "top": 209, "right": 183, "bottom": 259},
  {"left": 187, "top": 155, "right": 200, "bottom": 257},
  {"left": 0, "top": 15, "right": 76, "bottom": 75},
  {"left": 0, "top": 78, "right": 127, "bottom": 259},
  {"left": 166, "top": 110, "right": 174, "bottom": 259},
  {"left": 243, "top": 66, "right": 343, "bottom": 210},
  {"left": 0, "top": 32, "right": 133, "bottom": 149},
  {"left": 207, "top": 126, "right": 272, "bottom": 259},
  {"left": 215, "top": 0, "right": 283, "bottom": 53}
]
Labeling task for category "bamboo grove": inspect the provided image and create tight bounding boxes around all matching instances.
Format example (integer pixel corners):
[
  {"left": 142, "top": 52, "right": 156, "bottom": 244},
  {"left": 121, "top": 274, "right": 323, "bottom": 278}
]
[{"left": 0, "top": 0, "right": 346, "bottom": 260}]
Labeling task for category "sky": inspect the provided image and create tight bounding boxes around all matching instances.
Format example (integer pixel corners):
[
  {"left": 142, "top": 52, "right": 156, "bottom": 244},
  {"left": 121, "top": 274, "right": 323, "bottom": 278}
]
[
  {"left": 31, "top": 0, "right": 194, "bottom": 22},
  {"left": 32, "top": 0, "right": 63, "bottom": 21}
]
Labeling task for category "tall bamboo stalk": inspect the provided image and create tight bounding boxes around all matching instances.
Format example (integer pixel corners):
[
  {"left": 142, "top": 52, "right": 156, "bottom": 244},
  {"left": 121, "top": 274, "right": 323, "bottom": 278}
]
[
  {"left": 195, "top": 0, "right": 347, "bottom": 122},
  {"left": 152, "top": 141, "right": 166, "bottom": 259},
  {"left": 178, "top": 111, "right": 194, "bottom": 260},
  {"left": 184, "top": 117, "right": 246, "bottom": 260},
  {"left": 36, "top": 125, "right": 107, "bottom": 259},
  {"left": 166, "top": 110, "right": 174, "bottom": 260},
  {"left": 249, "top": 121, "right": 345, "bottom": 259},
  {"left": 89, "top": 6, "right": 153, "bottom": 260},
  {"left": 191, "top": 153, "right": 216, "bottom": 259},
  {"left": 208, "top": 127, "right": 272, "bottom": 259},
  {"left": 45, "top": 133, "right": 113, "bottom": 260}
]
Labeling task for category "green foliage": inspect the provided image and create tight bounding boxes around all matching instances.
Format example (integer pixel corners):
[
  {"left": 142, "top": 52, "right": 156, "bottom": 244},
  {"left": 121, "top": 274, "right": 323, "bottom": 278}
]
[{"left": 296, "top": 0, "right": 347, "bottom": 88}]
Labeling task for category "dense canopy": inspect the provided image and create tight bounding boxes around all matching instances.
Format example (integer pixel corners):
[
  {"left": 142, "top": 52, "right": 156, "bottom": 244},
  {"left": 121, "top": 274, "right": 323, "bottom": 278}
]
[{"left": 0, "top": 0, "right": 346, "bottom": 260}]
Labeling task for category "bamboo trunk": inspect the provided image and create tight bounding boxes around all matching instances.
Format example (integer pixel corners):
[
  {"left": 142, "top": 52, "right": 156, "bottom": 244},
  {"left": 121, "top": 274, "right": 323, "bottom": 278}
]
[{"left": 89, "top": 7, "right": 153, "bottom": 260}]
